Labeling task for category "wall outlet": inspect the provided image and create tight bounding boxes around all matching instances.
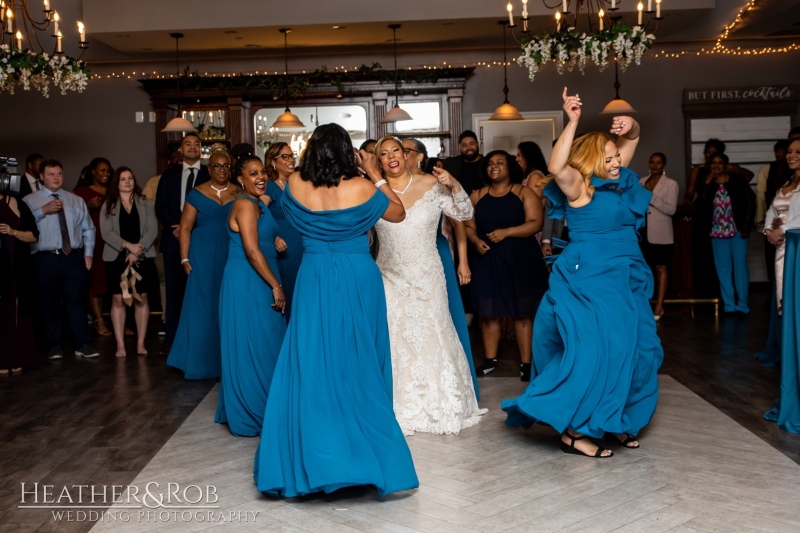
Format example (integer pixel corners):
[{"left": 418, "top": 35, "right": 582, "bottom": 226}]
[
  {"left": 149, "top": 112, "right": 157, "bottom": 123},
  {"left": 135, "top": 111, "right": 144, "bottom": 123}
]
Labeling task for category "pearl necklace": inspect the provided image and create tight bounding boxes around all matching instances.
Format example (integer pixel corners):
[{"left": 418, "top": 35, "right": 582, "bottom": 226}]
[
  {"left": 391, "top": 174, "right": 413, "bottom": 195},
  {"left": 210, "top": 183, "right": 230, "bottom": 198}
]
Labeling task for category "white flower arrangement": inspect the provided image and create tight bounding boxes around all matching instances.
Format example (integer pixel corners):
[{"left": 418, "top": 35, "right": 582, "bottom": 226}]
[
  {"left": 517, "top": 24, "right": 654, "bottom": 81},
  {"left": 0, "top": 45, "right": 89, "bottom": 97}
]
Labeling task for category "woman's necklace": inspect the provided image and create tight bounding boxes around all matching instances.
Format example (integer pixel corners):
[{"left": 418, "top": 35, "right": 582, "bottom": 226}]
[
  {"left": 391, "top": 173, "right": 413, "bottom": 195},
  {"left": 210, "top": 183, "right": 230, "bottom": 198}
]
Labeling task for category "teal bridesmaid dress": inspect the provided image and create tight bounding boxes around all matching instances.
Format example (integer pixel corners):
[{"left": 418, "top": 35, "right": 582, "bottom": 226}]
[
  {"left": 215, "top": 195, "right": 286, "bottom": 437},
  {"left": 167, "top": 189, "right": 233, "bottom": 380},
  {"left": 266, "top": 180, "right": 303, "bottom": 320},
  {"left": 502, "top": 168, "right": 664, "bottom": 438},
  {"left": 255, "top": 186, "right": 418, "bottom": 497}
]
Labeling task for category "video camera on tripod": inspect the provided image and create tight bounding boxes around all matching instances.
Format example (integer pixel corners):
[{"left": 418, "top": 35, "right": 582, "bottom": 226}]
[{"left": 0, "top": 156, "right": 23, "bottom": 197}]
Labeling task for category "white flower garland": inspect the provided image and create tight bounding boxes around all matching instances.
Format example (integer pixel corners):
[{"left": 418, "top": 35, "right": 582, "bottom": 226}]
[
  {"left": 0, "top": 45, "right": 89, "bottom": 97},
  {"left": 517, "top": 25, "right": 654, "bottom": 81}
]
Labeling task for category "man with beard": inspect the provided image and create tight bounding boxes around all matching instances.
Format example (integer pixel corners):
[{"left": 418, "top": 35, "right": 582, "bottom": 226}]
[{"left": 444, "top": 131, "right": 484, "bottom": 195}]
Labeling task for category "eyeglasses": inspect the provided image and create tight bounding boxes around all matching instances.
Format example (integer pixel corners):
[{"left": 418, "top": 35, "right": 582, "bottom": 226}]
[
  {"left": 210, "top": 163, "right": 232, "bottom": 171},
  {"left": 403, "top": 148, "right": 421, "bottom": 155},
  {"left": 273, "top": 154, "right": 296, "bottom": 162}
]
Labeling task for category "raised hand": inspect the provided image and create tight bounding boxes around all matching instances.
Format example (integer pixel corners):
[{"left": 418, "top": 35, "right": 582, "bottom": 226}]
[
  {"left": 432, "top": 167, "right": 460, "bottom": 190},
  {"left": 562, "top": 87, "right": 582, "bottom": 124},
  {"left": 610, "top": 116, "right": 634, "bottom": 136}
]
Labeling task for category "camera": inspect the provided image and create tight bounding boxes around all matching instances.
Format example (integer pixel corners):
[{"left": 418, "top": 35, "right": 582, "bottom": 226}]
[{"left": 0, "top": 156, "right": 22, "bottom": 197}]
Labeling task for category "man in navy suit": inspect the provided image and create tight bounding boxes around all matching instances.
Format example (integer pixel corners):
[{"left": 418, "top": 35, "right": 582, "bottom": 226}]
[{"left": 155, "top": 133, "right": 209, "bottom": 355}]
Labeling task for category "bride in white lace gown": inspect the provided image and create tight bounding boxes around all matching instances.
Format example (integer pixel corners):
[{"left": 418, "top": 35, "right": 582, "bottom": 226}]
[{"left": 373, "top": 136, "right": 487, "bottom": 435}]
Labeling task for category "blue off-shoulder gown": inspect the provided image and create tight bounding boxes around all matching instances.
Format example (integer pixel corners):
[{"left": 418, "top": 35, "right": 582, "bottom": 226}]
[
  {"left": 215, "top": 196, "right": 286, "bottom": 437},
  {"left": 167, "top": 190, "right": 233, "bottom": 380},
  {"left": 502, "top": 168, "right": 664, "bottom": 438},
  {"left": 255, "top": 186, "right": 419, "bottom": 497},
  {"left": 266, "top": 180, "right": 303, "bottom": 320}
]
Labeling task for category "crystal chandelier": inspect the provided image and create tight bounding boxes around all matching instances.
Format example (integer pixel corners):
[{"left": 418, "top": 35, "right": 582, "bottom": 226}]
[{"left": 0, "top": 0, "right": 89, "bottom": 96}]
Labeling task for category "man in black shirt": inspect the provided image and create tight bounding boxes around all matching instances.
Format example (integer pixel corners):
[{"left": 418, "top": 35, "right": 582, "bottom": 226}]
[{"left": 443, "top": 130, "right": 485, "bottom": 195}]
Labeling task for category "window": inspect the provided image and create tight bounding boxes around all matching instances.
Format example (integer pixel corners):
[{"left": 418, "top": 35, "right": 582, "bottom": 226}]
[{"left": 253, "top": 105, "right": 368, "bottom": 160}]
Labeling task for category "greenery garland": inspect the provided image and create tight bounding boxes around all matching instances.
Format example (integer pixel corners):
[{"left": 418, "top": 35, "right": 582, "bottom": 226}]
[
  {"left": 518, "top": 24, "right": 654, "bottom": 81},
  {"left": 0, "top": 45, "right": 90, "bottom": 97}
]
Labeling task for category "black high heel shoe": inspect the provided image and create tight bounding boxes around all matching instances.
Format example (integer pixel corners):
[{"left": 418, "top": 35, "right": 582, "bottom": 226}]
[{"left": 561, "top": 430, "right": 613, "bottom": 458}]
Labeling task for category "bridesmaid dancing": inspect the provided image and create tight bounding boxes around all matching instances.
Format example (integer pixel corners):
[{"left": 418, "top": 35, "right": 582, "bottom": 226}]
[
  {"left": 502, "top": 88, "right": 663, "bottom": 457},
  {"left": 264, "top": 142, "right": 303, "bottom": 319},
  {"left": 215, "top": 155, "right": 286, "bottom": 437},
  {"left": 255, "top": 124, "right": 417, "bottom": 497},
  {"left": 167, "top": 149, "right": 239, "bottom": 379}
]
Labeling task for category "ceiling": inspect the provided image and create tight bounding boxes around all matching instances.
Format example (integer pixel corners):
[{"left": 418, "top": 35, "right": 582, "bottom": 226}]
[{"left": 63, "top": 1, "right": 800, "bottom": 64}]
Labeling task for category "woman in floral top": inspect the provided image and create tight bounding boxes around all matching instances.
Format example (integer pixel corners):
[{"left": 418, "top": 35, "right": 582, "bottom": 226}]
[{"left": 699, "top": 152, "right": 756, "bottom": 316}]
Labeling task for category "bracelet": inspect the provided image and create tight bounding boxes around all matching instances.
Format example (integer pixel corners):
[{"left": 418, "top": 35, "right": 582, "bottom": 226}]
[
  {"left": 180, "top": 258, "right": 190, "bottom": 264},
  {"left": 272, "top": 285, "right": 282, "bottom": 292},
  {"left": 374, "top": 179, "right": 387, "bottom": 188}
]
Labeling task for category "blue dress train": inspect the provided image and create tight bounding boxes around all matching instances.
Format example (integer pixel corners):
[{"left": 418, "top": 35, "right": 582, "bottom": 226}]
[
  {"left": 167, "top": 190, "right": 232, "bottom": 380},
  {"left": 215, "top": 196, "right": 286, "bottom": 437},
  {"left": 502, "top": 168, "right": 664, "bottom": 438},
  {"left": 436, "top": 221, "right": 479, "bottom": 401},
  {"left": 255, "top": 186, "right": 418, "bottom": 497},
  {"left": 266, "top": 180, "right": 303, "bottom": 320}
]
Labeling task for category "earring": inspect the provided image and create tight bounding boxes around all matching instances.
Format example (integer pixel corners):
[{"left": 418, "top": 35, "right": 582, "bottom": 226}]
[
  {"left": 273, "top": 166, "right": 277, "bottom": 170},
  {"left": 418, "top": 162, "right": 422, "bottom": 169}
]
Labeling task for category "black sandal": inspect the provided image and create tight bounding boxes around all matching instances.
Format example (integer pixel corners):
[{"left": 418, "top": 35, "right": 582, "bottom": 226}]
[
  {"left": 562, "top": 431, "right": 613, "bottom": 458},
  {"left": 612, "top": 433, "right": 640, "bottom": 448}
]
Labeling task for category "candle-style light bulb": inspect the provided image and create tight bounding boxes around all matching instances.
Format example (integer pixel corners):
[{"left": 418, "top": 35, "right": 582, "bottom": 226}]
[
  {"left": 53, "top": 11, "right": 59, "bottom": 35},
  {"left": 522, "top": 0, "right": 528, "bottom": 19},
  {"left": 77, "top": 20, "right": 85, "bottom": 43},
  {"left": 507, "top": 2, "right": 514, "bottom": 26},
  {"left": 637, "top": 2, "right": 644, "bottom": 25},
  {"left": 656, "top": 0, "right": 661, "bottom": 18},
  {"left": 16, "top": 29, "right": 22, "bottom": 50},
  {"left": 611, "top": 0, "right": 616, "bottom": 9},
  {"left": 44, "top": 0, "right": 49, "bottom": 10},
  {"left": 599, "top": 9, "right": 605, "bottom": 31},
  {"left": 563, "top": 0, "right": 568, "bottom": 13},
  {"left": 56, "top": 29, "right": 62, "bottom": 53},
  {"left": 647, "top": 0, "right": 653, "bottom": 12},
  {"left": 6, "top": 8, "right": 13, "bottom": 34},
  {"left": 555, "top": 10, "right": 562, "bottom": 31}
]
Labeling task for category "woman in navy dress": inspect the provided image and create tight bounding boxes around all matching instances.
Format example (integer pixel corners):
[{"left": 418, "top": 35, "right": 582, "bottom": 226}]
[
  {"left": 502, "top": 88, "right": 664, "bottom": 457},
  {"left": 264, "top": 142, "right": 303, "bottom": 320},
  {"left": 215, "top": 155, "right": 286, "bottom": 437},
  {"left": 255, "top": 123, "right": 417, "bottom": 497},
  {"left": 466, "top": 151, "right": 548, "bottom": 382},
  {"left": 167, "top": 150, "right": 239, "bottom": 379}
]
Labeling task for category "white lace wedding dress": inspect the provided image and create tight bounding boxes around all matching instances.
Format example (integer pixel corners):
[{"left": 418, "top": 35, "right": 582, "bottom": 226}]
[{"left": 375, "top": 184, "right": 487, "bottom": 435}]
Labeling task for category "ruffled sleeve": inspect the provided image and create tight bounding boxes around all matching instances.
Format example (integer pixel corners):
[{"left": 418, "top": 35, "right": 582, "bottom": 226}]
[
  {"left": 543, "top": 180, "right": 567, "bottom": 221},
  {"left": 614, "top": 167, "right": 651, "bottom": 231}
]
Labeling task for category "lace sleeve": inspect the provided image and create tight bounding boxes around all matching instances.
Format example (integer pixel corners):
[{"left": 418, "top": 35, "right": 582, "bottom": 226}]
[{"left": 436, "top": 184, "right": 473, "bottom": 221}]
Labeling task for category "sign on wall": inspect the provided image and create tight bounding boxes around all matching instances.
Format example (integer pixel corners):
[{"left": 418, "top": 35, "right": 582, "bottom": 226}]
[{"left": 683, "top": 85, "right": 798, "bottom": 104}]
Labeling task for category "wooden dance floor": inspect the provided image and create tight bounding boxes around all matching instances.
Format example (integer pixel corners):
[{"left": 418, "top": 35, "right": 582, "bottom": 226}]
[{"left": 88, "top": 376, "right": 800, "bottom": 533}]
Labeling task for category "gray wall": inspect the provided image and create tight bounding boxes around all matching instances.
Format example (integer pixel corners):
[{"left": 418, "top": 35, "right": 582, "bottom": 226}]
[{"left": 2, "top": 47, "right": 798, "bottom": 191}]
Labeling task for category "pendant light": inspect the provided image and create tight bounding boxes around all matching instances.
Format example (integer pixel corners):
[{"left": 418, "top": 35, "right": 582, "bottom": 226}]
[
  {"left": 162, "top": 33, "right": 197, "bottom": 133},
  {"left": 600, "top": 61, "right": 637, "bottom": 115},
  {"left": 381, "top": 24, "right": 413, "bottom": 123},
  {"left": 489, "top": 21, "right": 523, "bottom": 121},
  {"left": 271, "top": 28, "right": 306, "bottom": 130}
]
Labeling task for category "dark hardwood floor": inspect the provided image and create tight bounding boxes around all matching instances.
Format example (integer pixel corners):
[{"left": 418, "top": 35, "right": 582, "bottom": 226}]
[{"left": 0, "top": 283, "right": 797, "bottom": 532}]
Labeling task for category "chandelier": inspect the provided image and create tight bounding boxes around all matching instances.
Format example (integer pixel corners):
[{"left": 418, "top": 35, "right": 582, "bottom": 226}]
[
  {"left": 509, "top": 0, "right": 660, "bottom": 81},
  {"left": 0, "top": 0, "right": 89, "bottom": 96}
]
